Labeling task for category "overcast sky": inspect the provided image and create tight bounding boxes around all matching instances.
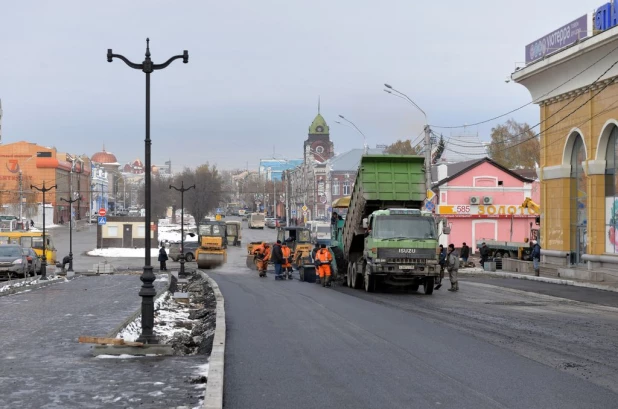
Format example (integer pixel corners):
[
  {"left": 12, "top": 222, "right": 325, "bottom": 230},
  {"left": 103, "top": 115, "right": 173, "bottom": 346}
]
[{"left": 0, "top": 0, "right": 603, "bottom": 170}]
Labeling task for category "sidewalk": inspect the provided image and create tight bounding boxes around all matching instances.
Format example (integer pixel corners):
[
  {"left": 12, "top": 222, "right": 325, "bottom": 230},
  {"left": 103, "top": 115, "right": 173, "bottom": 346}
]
[{"left": 459, "top": 267, "right": 618, "bottom": 293}]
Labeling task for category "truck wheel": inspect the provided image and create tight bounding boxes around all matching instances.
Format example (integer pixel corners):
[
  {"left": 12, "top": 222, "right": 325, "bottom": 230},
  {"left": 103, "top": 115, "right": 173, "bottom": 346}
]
[
  {"left": 364, "top": 274, "right": 375, "bottom": 293},
  {"left": 352, "top": 264, "right": 363, "bottom": 289},
  {"left": 299, "top": 267, "right": 305, "bottom": 282},
  {"left": 331, "top": 247, "right": 346, "bottom": 285},
  {"left": 423, "top": 277, "right": 435, "bottom": 295},
  {"left": 346, "top": 264, "right": 353, "bottom": 287}
]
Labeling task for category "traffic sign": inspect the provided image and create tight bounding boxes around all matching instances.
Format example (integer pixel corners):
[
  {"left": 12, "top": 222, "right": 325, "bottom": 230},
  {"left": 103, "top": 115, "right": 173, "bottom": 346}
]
[
  {"left": 426, "top": 190, "right": 436, "bottom": 201},
  {"left": 302, "top": 211, "right": 308, "bottom": 216},
  {"left": 215, "top": 214, "right": 222, "bottom": 221},
  {"left": 98, "top": 208, "right": 107, "bottom": 217},
  {"left": 97, "top": 216, "right": 107, "bottom": 225},
  {"left": 291, "top": 210, "right": 297, "bottom": 216},
  {"left": 302, "top": 205, "right": 308, "bottom": 212},
  {"left": 425, "top": 201, "right": 435, "bottom": 211}
]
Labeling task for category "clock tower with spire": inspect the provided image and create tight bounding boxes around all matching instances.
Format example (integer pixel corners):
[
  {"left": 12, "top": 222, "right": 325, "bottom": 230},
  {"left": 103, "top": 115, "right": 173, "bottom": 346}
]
[{"left": 304, "top": 102, "right": 334, "bottom": 164}]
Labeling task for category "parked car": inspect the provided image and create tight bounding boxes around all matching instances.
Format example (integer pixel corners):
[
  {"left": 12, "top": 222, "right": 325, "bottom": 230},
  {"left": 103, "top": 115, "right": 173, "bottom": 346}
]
[
  {"left": 22, "top": 247, "right": 41, "bottom": 276},
  {"left": 265, "top": 218, "right": 277, "bottom": 229},
  {"left": 0, "top": 244, "right": 28, "bottom": 279},
  {"left": 168, "top": 241, "right": 199, "bottom": 262},
  {"left": 276, "top": 218, "right": 287, "bottom": 228}
]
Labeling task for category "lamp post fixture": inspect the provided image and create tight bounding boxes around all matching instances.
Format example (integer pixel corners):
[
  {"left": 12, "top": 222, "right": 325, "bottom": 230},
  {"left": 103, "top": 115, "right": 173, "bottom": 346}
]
[
  {"left": 30, "top": 181, "right": 56, "bottom": 280},
  {"left": 107, "top": 38, "right": 188, "bottom": 344},
  {"left": 169, "top": 181, "right": 195, "bottom": 276},
  {"left": 60, "top": 194, "right": 82, "bottom": 276},
  {"left": 383, "top": 83, "right": 431, "bottom": 192},
  {"left": 337, "top": 115, "right": 369, "bottom": 154}
]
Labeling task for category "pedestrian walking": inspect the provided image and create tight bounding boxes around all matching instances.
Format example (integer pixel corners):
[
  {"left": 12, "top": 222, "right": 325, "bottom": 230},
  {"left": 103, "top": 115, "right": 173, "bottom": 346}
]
[
  {"left": 436, "top": 244, "right": 447, "bottom": 290},
  {"left": 461, "top": 242, "right": 470, "bottom": 263},
  {"left": 531, "top": 240, "right": 541, "bottom": 276},
  {"left": 158, "top": 244, "right": 168, "bottom": 271},
  {"left": 479, "top": 242, "right": 490, "bottom": 268},
  {"left": 281, "top": 242, "right": 293, "bottom": 279},
  {"left": 30, "top": 219, "right": 34, "bottom": 228},
  {"left": 446, "top": 243, "right": 460, "bottom": 291},
  {"left": 316, "top": 244, "right": 333, "bottom": 287},
  {"left": 271, "top": 240, "right": 284, "bottom": 280}
]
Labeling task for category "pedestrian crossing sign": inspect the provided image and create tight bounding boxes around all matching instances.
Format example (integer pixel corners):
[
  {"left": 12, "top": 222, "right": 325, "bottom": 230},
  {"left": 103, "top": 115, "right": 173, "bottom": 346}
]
[{"left": 98, "top": 216, "right": 107, "bottom": 225}]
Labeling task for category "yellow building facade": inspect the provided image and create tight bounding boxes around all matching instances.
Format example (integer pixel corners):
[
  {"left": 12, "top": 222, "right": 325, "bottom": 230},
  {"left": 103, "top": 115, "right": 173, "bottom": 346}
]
[{"left": 514, "top": 19, "right": 618, "bottom": 272}]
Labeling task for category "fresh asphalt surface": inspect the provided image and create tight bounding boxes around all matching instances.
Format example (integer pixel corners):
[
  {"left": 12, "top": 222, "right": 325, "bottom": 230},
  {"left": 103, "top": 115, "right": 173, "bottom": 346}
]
[{"left": 211, "top": 221, "right": 618, "bottom": 409}]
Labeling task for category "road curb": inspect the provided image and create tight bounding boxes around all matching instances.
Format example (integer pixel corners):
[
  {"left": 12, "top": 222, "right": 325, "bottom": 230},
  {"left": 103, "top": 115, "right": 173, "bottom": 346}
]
[
  {"left": 199, "top": 271, "right": 225, "bottom": 409},
  {"left": 459, "top": 269, "right": 618, "bottom": 293},
  {"left": 0, "top": 276, "right": 66, "bottom": 298}
]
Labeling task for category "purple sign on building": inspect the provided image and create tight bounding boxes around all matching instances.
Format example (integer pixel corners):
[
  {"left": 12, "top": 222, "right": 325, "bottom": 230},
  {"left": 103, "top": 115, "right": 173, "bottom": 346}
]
[{"left": 525, "top": 15, "right": 589, "bottom": 64}]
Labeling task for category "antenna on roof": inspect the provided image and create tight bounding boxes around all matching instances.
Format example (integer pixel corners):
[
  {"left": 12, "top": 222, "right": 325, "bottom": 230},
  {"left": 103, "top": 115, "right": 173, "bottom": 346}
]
[{"left": 318, "top": 96, "right": 321, "bottom": 114}]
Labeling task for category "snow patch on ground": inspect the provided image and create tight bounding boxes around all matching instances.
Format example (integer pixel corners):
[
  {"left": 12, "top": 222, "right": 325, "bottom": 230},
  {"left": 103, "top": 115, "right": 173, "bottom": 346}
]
[
  {"left": 87, "top": 248, "right": 161, "bottom": 257},
  {"left": 94, "top": 354, "right": 158, "bottom": 359},
  {"left": 117, "top": 292, "right": 173, "bottom": 343},
  {"left": 0, "top": 276, "right": 63, "bottom": 294}
]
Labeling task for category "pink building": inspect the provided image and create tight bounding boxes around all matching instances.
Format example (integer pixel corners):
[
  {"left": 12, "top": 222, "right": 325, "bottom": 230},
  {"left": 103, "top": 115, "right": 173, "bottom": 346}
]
[{"left": 434, "top": 158, "right": 540, "bottom": 253}]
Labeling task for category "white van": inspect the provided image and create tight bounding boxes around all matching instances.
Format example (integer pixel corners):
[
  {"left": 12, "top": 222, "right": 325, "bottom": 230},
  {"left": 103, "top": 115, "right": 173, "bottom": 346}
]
[
  {"left": 248, "top": 213, "right": 265, "bottom": 229},
  {"left": 311, "top": 222, "right": 331, "bottom": 244}
]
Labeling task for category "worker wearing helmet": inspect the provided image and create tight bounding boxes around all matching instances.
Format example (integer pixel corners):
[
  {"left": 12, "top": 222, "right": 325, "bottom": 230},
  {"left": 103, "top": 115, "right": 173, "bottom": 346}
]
[
  {"left": 253, "top": 242, "right": 271, "bottom": 277},
  {"left": 316, "top": 244, "right": 333, "bottom": 287}
]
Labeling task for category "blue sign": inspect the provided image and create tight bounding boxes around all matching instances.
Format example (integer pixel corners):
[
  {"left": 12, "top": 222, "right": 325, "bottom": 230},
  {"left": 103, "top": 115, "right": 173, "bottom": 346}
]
[
  {"left": 327, "top": 207, "right": 332, "bottom": 212},
  {"left": 291, "top": 210, "right": 297, "bottom": 216},
  {"left": 595, "top": 0, "right": 618, "bottom": 31},
  {"left": 425, "top": 201, "right": 435, "bottom": 212},
  {"left": 525, "top": 14, "right": 588, "bottom": 64},
  {"left": 98, "top": 216, "right": 107, "bottom": 225},
  {"left": 216, "top": 208, "right": 222, "bottom": 213}
]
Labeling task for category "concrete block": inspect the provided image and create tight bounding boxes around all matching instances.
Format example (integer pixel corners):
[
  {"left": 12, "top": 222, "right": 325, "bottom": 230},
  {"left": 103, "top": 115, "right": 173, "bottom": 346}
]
[{"left": 92, "top": 344, "right": 175, "bottom": 356}]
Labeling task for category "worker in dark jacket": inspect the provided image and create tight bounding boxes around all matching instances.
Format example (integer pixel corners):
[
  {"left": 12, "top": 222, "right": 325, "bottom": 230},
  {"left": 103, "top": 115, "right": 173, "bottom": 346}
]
[
  {"left": 531, "top": 240, "right": 541, "bottom": 276},
  {"left": 158, "top": 245, "right": 168, "bottom": 271},
  {"left": 435, "top": 245, "right": 447, "bottom": 290},
  {"left": 461, "top": 242, "right": 470, "bottom": 263},
  {"left": 479, "top": 242, "right": 490, "bottom": 267},
  {"left": 271, "top": 240, "right": 284, "bottom": 280}
]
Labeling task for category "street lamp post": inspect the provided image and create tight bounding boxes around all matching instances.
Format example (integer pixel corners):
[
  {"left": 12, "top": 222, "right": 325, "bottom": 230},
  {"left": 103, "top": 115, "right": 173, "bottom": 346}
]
[
  {"left": 108, "top": 38, "right": 188, "bottom": 344},
  {"left": 384, "top": 84, "right": 431, "bottom": 192},
  {"left": 169, "top": 181, "right": 195, "bottom": 276},
  {"left": 30, "top": 181, "right": 56, "bottom": 280},
  {"left": 60, "top": 194, "right": 81, "bottom": 277},
  {"left": 337, "top": 115, "right": 369, "bottom": 154}
]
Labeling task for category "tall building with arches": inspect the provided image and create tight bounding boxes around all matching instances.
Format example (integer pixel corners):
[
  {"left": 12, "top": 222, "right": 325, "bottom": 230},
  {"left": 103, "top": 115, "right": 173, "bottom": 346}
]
[{"left": 513, "top": 10, "right": 618, "bottom": 274}]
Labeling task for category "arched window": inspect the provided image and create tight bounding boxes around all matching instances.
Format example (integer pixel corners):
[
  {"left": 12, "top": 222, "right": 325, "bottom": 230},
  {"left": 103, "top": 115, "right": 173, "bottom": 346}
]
[
  {"left": 570, "top": 135, "right": 587, "bottom": 261},
  {"left": 605, "top": 127, "right": 618, "bottom": 253}
]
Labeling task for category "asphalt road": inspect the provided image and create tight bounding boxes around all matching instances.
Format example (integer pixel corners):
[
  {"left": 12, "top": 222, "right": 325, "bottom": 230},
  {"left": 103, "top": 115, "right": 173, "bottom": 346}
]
[{"left": 211, "top": 222, "right": 618, "bottom": 409}]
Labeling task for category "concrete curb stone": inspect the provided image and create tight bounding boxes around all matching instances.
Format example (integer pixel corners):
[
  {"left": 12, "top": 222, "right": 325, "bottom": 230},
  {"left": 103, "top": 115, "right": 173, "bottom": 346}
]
[
  {"left": 459, "top": 268, "right": 618, "bottom": 293},
  {"left": 0, "top": 276, "right": 66, "bottom": 298},
  {"left": 199, "top": 271, "right": 225, "bottom": 409}
]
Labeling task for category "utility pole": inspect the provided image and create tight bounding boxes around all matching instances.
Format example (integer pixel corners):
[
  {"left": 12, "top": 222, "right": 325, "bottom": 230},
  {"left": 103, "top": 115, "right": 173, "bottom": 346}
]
[
  {"left": 424, "top": 125, "right": 432, "bottom": 192},
  {"left": 18, "top": 171, "right": 23, "bottom": 227},
  {"left": 273, "top": 176, "right": 276, "bottom": 219},
  {"left": 169, "top": 181, "right": 195, "bottom": 276},
  {"left": 30, "top": 181, "right": 57, "bottom": 280}
]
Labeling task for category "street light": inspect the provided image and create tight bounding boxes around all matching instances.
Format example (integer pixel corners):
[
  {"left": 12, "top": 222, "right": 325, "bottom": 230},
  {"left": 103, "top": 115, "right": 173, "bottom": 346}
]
[
  {"left": 60, "top": 193, "right": 82, "bottom": 277},
  {"left": 108, "top": 38, "right": 189, "bottom": 345},
  {"left": 383, "top": 83, "right": 432, "bottom": 192},
  {"left": 30, "top": 182, "right": 56, "bottom": 280},
  {"left": 338, "top": 114, "right": 369, "bottom": 154},
  {"left": 169, "top": 181, "right": 195, "bottom": 276}
]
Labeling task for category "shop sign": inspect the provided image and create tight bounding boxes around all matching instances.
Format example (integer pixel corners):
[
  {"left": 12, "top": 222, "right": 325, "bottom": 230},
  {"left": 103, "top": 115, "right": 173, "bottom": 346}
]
[
  {"left": 438, "top": 204, "right": 537, "bottom": 218},
  {"left": 525, "top": 14, "right": 588, "bottom": 64},
  {"left": 595, "top": 0, "right": 618, "bottom": 32}
]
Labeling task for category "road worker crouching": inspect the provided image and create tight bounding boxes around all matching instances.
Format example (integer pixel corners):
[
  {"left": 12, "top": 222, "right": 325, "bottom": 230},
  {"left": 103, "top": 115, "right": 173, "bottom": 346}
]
[{"left": 253, "top": 243, "right": 271, "bottom": 278}]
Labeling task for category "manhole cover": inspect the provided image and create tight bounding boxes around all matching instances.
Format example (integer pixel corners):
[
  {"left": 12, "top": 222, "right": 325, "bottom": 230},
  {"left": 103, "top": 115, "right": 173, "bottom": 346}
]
[{"left": 485, "top": 301, "right": 547, "bottom": 307}]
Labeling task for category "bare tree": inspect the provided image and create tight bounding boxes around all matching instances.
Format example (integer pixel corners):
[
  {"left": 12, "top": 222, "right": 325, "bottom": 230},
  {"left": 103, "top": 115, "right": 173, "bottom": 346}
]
[{"left": 488, "top": 119, "right": 540, "bottom": 169}]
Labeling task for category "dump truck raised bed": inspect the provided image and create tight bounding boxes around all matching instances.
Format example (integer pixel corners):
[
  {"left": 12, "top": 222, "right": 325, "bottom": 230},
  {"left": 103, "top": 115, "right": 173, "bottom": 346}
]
[{"left": 341, "top": 155, "right": 443, "bottom": 294}]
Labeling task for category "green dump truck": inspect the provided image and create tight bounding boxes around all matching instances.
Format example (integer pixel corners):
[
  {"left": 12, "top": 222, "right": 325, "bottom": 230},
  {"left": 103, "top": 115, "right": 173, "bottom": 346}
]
[{"left": 341, "top": 155, "right": 444, "bottom": 294}]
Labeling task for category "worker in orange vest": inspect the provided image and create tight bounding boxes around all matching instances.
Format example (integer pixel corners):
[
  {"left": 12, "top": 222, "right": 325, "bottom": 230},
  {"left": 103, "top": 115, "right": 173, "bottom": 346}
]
[
  {"left": 281, "top": 242, "right": 293, "bottom": 280},
  {"left": 253, "top": 243, "right": 271, "bottom": 277},
  {"left": 316, "top": 244, "right": 333, "bottom": 287}
]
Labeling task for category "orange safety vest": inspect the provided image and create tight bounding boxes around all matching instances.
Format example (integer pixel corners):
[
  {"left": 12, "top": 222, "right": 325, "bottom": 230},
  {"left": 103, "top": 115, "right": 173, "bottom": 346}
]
[
  {"left": 317, "top": 248, "right": 332, "bottom": 263},
  {"left": 282, "top": 246, "right": 291, "bottom": 259}
]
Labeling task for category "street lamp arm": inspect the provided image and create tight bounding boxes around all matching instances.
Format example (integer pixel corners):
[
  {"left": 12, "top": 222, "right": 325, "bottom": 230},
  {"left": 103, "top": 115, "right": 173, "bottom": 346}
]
[
  {"left": 107, "top": 50, "right": 142, "bottom": 70},
  {"left": 153, "top": 52, "right": 189, "bottom": 70},
  {"left": 384, "top": 85, "right": 427, "bottom": 122}
]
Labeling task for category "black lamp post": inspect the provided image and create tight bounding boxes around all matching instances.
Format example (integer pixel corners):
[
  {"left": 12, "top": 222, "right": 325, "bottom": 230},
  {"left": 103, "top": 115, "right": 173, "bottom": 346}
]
[
  {"left": 60, "top": 194, "right": 82, "bottom": 274},
  {"left": 169, "top": 181, "right": 195, "bottom": 276},
  {"left": 30, "top": 181, "right": 56, "bottom": 280},
  {"left": 107, "top": 39, "right": 188, "bottom": 344}
]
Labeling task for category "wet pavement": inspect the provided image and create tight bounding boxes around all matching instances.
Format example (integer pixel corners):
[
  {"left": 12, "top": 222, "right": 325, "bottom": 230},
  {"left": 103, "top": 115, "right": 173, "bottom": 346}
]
[{"left": 0, "top": 274, "right": 207, "bottom": 409}]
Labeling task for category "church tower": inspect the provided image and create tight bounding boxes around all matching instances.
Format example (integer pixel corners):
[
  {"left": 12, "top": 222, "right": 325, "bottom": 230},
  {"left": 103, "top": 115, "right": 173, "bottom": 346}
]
[{"left": 304, "top": 101, "right": 334, "bottom": 163}]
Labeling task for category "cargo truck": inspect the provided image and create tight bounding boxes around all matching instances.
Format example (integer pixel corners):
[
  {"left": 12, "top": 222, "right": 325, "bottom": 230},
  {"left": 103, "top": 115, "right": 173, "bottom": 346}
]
[{"left": 341, "top": 155, "right": 446, "bottom": 294}]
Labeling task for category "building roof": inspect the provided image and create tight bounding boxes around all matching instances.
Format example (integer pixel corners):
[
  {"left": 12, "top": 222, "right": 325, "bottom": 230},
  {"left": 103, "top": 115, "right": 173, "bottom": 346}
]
[
  {"left": 430, "top": 159, "right": 479, "bottom": 183},
  {"left": 330, "top": 148, "right": 385, "bottom": 172},
  {"left": 433, "top": 157, "right": 535, "bottom": 188},
  {"left": 308, "top": 113, "right": 329, "bottom": 135},
  {"left": 91, "top": 148, "right": 118, "bottom": 164}
]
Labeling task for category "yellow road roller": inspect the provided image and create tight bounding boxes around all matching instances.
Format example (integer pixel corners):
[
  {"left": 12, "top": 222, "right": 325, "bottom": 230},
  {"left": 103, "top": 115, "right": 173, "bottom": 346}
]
[{"left": 196, "top": 221, "right": 228, "bottom": 269}]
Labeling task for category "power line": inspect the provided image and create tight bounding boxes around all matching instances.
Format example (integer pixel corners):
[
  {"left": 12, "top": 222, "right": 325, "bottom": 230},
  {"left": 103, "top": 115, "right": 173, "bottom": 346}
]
[{"left": 430, "top": 43, "right": 618, "bottom": 129}]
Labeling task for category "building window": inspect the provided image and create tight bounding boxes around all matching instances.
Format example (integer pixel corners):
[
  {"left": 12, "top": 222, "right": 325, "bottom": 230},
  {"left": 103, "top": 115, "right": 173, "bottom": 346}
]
[
  {"left": 570, "top": 134, "right": 587, "bottom": 261},
  {"left": 343, "top": 180, "right": 351, "bottom": 196},
  {"left": 332, "top": 180, "right": 340, "bottom": 196},
  {"left": 605, "top": 127, "right": 618, "bottom": 253},
  {"left": 138, "top": 225, "right": 145, "bottom": 237},
  {"left": 108, "top": 226, "right": 118, "bottom": 237}
]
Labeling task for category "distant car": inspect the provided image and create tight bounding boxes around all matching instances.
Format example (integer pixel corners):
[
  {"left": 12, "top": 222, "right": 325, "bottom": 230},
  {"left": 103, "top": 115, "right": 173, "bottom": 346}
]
[
  {"left": 168, "top": 242, "right": 199, "bottom": 262},
  {"left": 265, "top": 218, "right": 277, "bottom": 228},
  {"left": 276, "top": 218, "right": 287, "bottom": 228},
  {"left": 0, "top": 244, "right": 29, "bottom": 279},
  {"left": 21, "top": 247, "right": 41, "bottom": 276}
]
